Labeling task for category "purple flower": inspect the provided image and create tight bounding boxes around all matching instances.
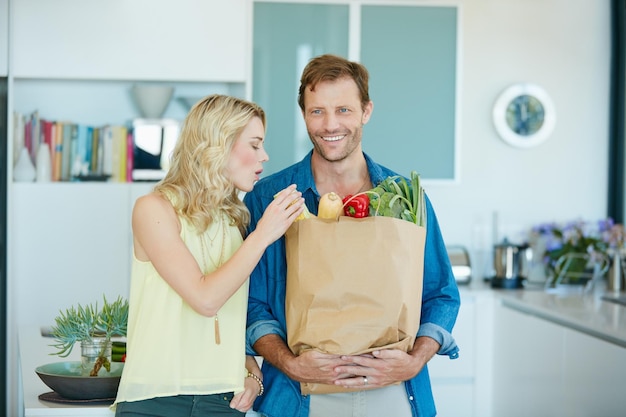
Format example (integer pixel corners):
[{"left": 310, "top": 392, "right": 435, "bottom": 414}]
[{"left": 531, "top": 218, "right": 620, "bottom": 266}]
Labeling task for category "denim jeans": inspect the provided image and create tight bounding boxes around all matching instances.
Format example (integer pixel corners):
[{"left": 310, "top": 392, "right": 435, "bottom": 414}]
[{"left": 115, "top": 393, "right": 245, "bottom": 417}]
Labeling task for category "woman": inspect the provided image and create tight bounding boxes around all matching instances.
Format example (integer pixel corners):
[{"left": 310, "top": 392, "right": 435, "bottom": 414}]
[{"left": 113, "top": 94, "right": 304, "bottom": 416}]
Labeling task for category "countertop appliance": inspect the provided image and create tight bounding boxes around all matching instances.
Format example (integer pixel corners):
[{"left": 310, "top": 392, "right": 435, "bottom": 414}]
[
  {"left": 447, "top": 245, "right": 472, "bottom": 285},
  {"left": 491, "top": 239, "right": 531, "bottom": 289}
]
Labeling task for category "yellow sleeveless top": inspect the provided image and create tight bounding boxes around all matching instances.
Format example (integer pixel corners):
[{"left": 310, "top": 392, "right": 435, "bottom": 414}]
[{"left": 113, "top": 213, "right": 247, "bottom": 407}]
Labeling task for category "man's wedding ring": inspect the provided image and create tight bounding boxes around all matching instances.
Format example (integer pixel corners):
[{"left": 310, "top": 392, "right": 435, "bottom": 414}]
[{"left": 363, "top": 376, "right": 368, "bottom": 386}]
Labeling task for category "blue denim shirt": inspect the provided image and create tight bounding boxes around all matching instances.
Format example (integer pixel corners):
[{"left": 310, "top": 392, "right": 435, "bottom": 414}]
[{"left": 244, "top": 152, "right": 460, "bottom": 417}]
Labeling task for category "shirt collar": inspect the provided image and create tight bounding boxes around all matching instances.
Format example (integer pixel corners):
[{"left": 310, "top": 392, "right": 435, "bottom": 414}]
[
  {"left": 292, "top": 151, "right": 317, "bottom": 196},
  {"left": 363, "top": 152, "right": 387, "bottom": 185},
  {"left": 296, "top": 150, "right": 387, "bottom": 197}
]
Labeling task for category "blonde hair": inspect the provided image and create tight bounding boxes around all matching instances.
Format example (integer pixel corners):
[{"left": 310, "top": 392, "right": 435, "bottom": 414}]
[{"left": 154, "top": 94, "right": 266, "bottom": 236}]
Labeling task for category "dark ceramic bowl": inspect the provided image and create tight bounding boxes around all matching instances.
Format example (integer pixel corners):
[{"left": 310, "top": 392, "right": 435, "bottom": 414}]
[{"left": 35, "top": 361, "right": 123, "bottom": 400}]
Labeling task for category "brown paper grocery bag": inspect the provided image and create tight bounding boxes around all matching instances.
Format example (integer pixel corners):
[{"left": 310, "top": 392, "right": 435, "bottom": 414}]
[{"left": 285, "top": 216, "right": 426, "bottom": 394}]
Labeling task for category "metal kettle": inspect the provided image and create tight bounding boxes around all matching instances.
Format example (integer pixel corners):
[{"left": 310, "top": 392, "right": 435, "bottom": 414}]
[{"left": 492, "top": 239, "right": 532, "bottom": 288}]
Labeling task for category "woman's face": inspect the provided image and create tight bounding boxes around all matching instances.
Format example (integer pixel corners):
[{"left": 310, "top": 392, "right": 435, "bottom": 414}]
[{"left": 225, "top": 116, "right": 268, "bottom": 192}]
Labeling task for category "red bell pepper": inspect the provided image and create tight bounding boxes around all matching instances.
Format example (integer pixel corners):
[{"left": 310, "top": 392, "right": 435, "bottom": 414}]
[{"left": 342, "top": 194, "right": 370, "bottom": 218}]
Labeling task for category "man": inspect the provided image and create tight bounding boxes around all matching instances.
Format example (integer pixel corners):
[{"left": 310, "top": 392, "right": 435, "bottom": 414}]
[{"left": 244, "top": 54, "right": 460, "bottom": 417}]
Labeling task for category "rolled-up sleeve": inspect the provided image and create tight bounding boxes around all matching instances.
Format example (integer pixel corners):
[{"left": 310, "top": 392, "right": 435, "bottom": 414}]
[
  {"left": 417, "top": 322, "right": 459, "bottom": 359},
  {"left": 243, "top": 180, "right": 292, "bottom": 356},
  {"left": 418, "top": 194, "right": 461, "bottom": 359},
  {"left": 246, "top": 319, "right": 286, "bottom": 355}
]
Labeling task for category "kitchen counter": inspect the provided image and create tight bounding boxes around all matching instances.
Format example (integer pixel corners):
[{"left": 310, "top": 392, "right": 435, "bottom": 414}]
[
  {"left": 456, "top": 277, "right": 626, "bottom": 347},
  {"left": 493, "top": 286, "right": 626, "bottom": 348}
]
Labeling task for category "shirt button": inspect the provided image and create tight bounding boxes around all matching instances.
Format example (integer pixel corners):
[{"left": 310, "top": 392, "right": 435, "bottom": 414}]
[{"left": 409, "top": 395, "right": 414, "bottom": 401}]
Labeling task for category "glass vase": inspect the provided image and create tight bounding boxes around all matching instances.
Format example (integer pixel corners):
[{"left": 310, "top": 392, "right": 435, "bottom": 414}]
[
  {"left": 546, "top": 252, "right": 610, "bottom": 294},
  {"left": 80, "top": 338, "right": 112, "bottom": 376}
]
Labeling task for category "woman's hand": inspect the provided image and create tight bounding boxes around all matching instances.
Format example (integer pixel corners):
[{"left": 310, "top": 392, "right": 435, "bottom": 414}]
[
  {"left": 229, "top": 376, "right": 262, "bottom": 412},
  {"left": 255, "top": 184, "right": 304, "bottom": 246}
]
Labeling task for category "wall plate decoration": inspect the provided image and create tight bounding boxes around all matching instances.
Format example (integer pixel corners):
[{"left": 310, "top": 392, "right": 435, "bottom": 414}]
[{"left": 492, "top": 83, "right": 556, "bottom": 148}]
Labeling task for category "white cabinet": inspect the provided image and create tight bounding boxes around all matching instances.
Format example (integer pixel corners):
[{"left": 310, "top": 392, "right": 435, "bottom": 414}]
[
  {"left": 11, "top": 182, "right": 153, "bottom": 328},
  {"left": 428, "top": 291, "right": 493, "bottom": 417},
  {"left": 492, "top": 301, "right": 626, "bottom": 417},
  {"left": 562, "top": 327, "right": 626, "bottom": 417},
  {"left": 11, "top": 0, "right": 249, "bottom": 82},
  {"left": 428, "top": 296, "right": 475, "bottom": 417},
  {"left": 492, "top": 302, "right": 563, "bottom": 416}
]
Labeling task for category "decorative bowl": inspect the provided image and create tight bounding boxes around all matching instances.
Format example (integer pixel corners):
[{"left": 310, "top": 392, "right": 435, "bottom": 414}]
[
  {"left": 131, "top": 84, "right": 174, "bottom": 119},
  {"left": 35, "top": 361, "right": 124, "bottom": 400}
]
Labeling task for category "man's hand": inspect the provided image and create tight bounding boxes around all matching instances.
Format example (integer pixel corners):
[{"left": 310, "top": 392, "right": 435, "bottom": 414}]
[
  {"left": 331, "top": 336, "right": 441, "bottom": 389},
  {"left": 254, "top": 334, "right": 349, "bottom": 384},
  {"left": 288, "top": 350, "right": 352, "bottom": 384}
]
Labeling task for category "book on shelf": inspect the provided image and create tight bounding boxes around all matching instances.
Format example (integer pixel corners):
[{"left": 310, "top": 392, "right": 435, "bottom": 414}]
[
  {"left": 61, "top": 123, "right": 75, "bottom": 181},
  {"left": 53, "top": 121, "right": 64, "bottom": 181},
  {"left": 101, "top": 124, "right": 130, "bottom": 182},
  {"left": 40, "top": 119, "right": 55, "bottom": 181},
  {"left": 72, "top": 124, "right": 94, "bottom": 178},
  {"left": 41, "top": 119, "right": 54, "bottom": 152},
  {"left": 21, "top": 112, "right": 183, "bottom": 183},
  {"left": 126, "top": 129, "right": 134, "bottom": 182},
  {"left": 112, "top": 125, "right": 128, "bottom": 183},
  {"left": 29, "top": 111, "right": 40, "bottom": 160},
  {"left": 91, "top": 127, "right": 100, "bottom": 175},
  {"left": 101, "top": 125, "right": 114, "bottom": 178},
  {"left": 24, "top": 117, "right": 32, "bottom": 159}
]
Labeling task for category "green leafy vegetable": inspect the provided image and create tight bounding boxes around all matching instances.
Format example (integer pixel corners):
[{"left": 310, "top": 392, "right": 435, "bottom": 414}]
[{"left": 368, "top": 171, "right": 426, "bottom": 226}]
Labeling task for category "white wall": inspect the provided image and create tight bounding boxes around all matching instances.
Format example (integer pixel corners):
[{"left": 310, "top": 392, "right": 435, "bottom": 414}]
[
  {"left": 0, "top": 0, "right": 7, "bottom": 76},
  {"left": 424, "top": 0, "right": 610, "bottom": 279}
]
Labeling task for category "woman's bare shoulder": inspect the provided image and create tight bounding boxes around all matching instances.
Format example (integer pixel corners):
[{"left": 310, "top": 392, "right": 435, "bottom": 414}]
[
  {"left": 135, "top": 191, "right": 170, "bottom": 208},
  {"left": 133, "top": 192, "right": 176, "bottom": 219}
]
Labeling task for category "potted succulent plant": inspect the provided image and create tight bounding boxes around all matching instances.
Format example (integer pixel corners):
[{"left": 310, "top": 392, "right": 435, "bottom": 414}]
[{"left": 49, "top": 295, "right": 128, "bottom": 376}]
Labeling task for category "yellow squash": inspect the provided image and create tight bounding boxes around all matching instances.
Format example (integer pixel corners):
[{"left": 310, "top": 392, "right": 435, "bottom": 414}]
[
  {"left": 274, "top": 191, "right": 314, "bottom": 222},
  {"left": 295, "top": 204, "right": 314, "bottom": 221},
  {"left": 318, "top": 192, "right": 344, "bottom": 220}
]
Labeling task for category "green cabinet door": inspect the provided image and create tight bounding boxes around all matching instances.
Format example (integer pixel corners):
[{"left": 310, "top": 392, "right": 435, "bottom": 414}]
[
  {"left": 253, "top": 2, "right": 457, "bottom": 180},
  {"left": 253, "top": 2, "right": 349, "bottom": 176},
  {"left": 361, "top": 5, "right": 457, "bottom": 180}
]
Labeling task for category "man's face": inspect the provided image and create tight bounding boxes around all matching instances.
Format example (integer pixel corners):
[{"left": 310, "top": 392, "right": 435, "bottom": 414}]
[{"left": 302, "top": 77, "right": 372, "bottom": 163}]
